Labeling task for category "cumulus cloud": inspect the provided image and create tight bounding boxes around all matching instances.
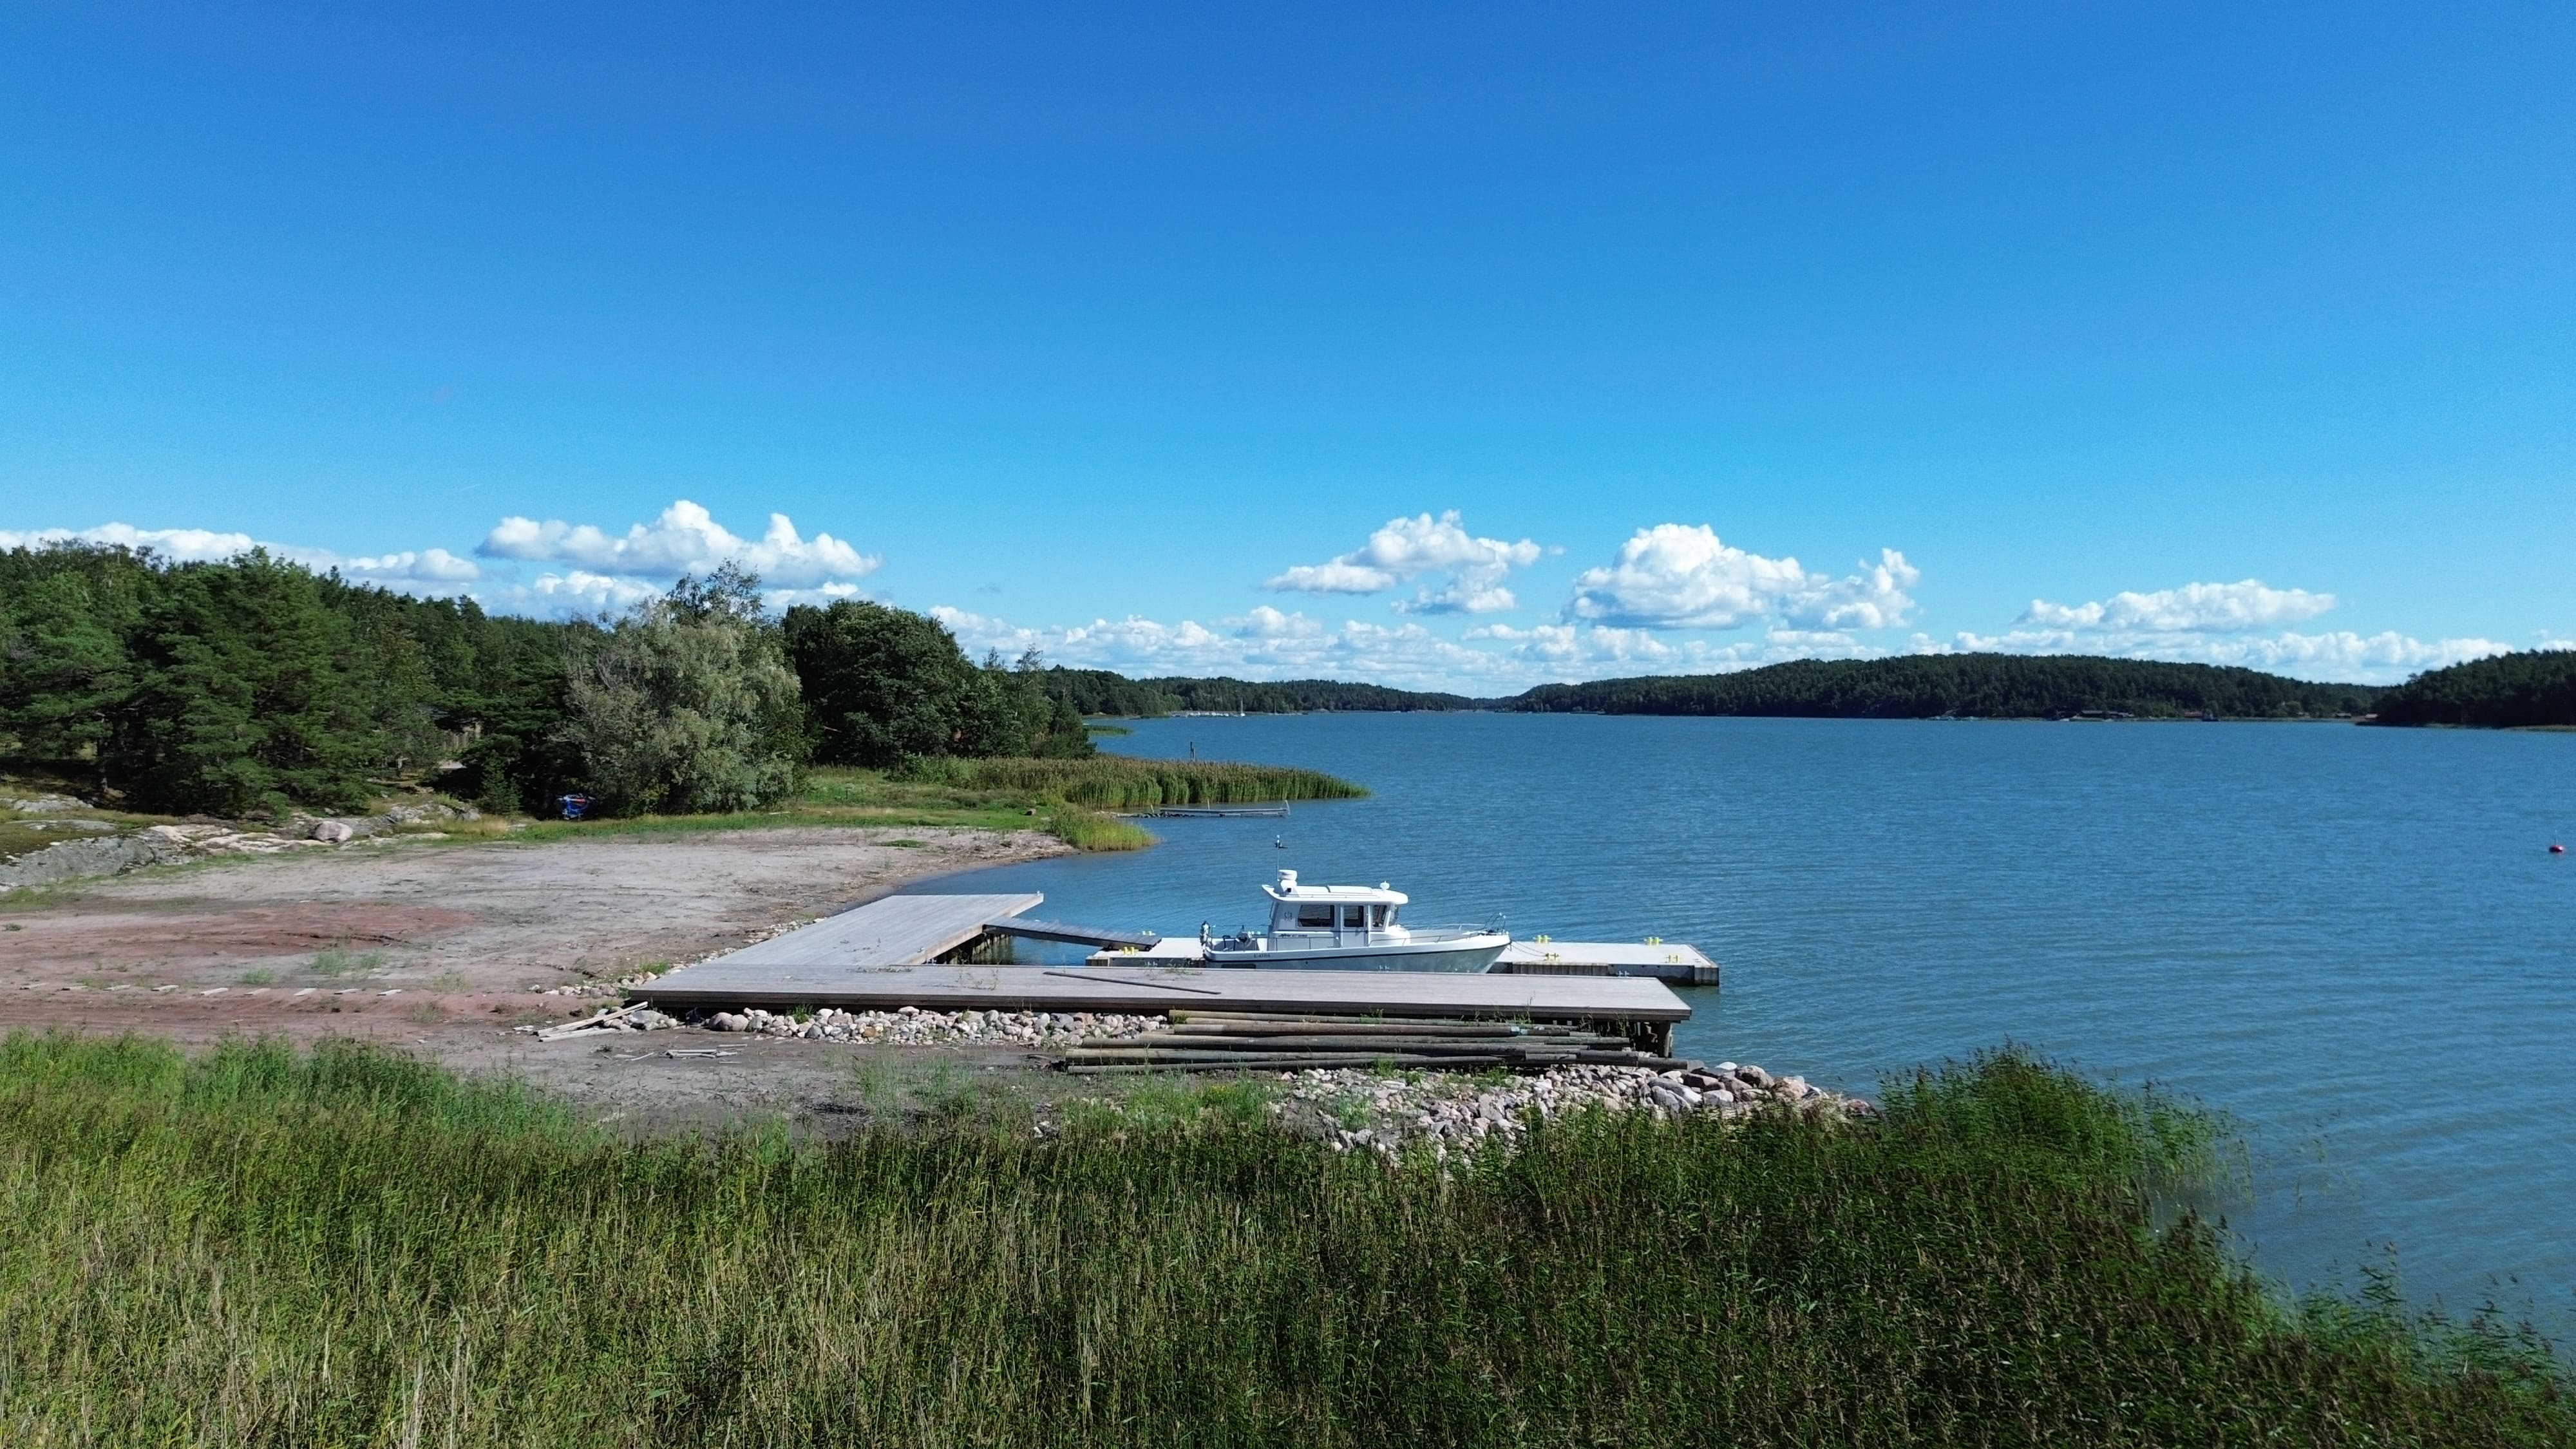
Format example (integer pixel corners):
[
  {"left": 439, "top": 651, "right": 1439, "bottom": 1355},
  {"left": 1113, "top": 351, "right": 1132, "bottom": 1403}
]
[
  {"left": 934, "top": 603, "right": 1539, "bottom": 691},
  {"left": 1264, "top": 511, "right": 1544, "bottom": 614},
  {"left": 1565, "top": 525, "right": 1918, "bottom": 632},
  {"left": 0, "top": 522, "right": 483, "bottom": 587},
  {"left": 1948, "top": 624, "right": 2508, "bottom": 681},
  {"left": 1941, "top": 577, "right": 2509, "bottom": 683},
  {"left": 2016, "top": 580, "right": 2337, "bottom": 632},
  {"left": 480, "top": 500, "right": 878, "bottom": 589}
]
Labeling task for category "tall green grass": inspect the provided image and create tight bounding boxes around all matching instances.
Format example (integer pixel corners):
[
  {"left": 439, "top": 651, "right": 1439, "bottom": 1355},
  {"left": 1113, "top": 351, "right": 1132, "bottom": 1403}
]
[
  {"left": 0, "top": 1036, "right": 2564, "bottom": 1446},
  {"left": 897, "top": 755, "right": 1366, "bottom": 808}
]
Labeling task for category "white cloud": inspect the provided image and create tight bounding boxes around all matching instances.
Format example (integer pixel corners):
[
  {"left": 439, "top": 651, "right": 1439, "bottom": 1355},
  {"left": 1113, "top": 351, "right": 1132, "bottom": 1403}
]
[
  {"left": 1264, "top": 511, "right": 1544, "bottom": 614},
  {"left": 479, "top": 499, "right": 878, "bottom": 588},
  {"left": 1565, "top": 525, "right": 1919, "bottom": 632},
  {"left": 1939, "top": 578, "right": 2508, "bottom": 682},
  {"left": 935, "top": 603, "right": 1537, "bottom": 691},
  {"left": 2017, "top": 579, "right": 2337, "bottom": 632},
  {"left": 0, "top": 522, "right": 484, "bottom": 587},
  {"left": 1948, "top": 624, "right": 2509, "bottom": 681}
]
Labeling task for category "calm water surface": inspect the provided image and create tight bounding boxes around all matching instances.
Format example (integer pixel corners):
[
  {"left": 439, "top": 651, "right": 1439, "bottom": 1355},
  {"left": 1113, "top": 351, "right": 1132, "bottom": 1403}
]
[{"left": 961, "top": 714, "right": 2576, "bottom": 1327}]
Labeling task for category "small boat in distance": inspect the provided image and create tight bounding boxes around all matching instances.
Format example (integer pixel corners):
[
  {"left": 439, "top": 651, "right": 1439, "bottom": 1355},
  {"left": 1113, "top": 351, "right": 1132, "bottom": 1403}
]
[{"left": 1202, "top": 869, "right": 1511, "bottom": 972}]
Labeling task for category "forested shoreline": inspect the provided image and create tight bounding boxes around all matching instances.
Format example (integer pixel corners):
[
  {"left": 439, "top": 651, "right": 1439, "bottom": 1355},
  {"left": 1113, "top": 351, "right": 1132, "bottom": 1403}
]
[
  {"left": 1508, "top": 654, "right": 2386, "bottom": 720},
  {"left": 2364, "top": 649, "right": 2576, "bottom": 728},
  {"left": 1053, "top": 654, "right": 2391, "bottom": 720},
  {"left": 0, "top": 544, "right": 1090, "bottom": 818}
]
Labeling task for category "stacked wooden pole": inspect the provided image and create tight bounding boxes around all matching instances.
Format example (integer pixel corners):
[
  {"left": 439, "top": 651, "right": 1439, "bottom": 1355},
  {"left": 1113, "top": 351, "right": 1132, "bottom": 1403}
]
[{"left": 1054, "top": 1010, "right": 1689, "bottom": 1075}]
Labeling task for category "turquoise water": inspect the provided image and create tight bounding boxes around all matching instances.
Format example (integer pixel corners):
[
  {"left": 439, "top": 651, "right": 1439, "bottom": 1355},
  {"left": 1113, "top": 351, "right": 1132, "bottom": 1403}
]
[{"left": 960, "top": 712, "right": 2576, "bottom": 1329}]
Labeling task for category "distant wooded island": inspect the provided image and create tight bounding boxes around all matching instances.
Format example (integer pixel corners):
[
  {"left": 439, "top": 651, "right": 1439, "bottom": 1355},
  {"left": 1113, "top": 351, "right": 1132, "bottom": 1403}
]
[
  {"left": 1041, "top": 655, "right": 2394, "bottom": 721},
  {"left": 1036, "top": 650, "right": 2576, "bottom": 726}
]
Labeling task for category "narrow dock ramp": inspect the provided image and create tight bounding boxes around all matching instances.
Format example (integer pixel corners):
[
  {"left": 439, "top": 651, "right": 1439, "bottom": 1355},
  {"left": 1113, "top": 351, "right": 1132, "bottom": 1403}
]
[{"left": 708, "top": 893, "right": 1043, "bottom": 969}]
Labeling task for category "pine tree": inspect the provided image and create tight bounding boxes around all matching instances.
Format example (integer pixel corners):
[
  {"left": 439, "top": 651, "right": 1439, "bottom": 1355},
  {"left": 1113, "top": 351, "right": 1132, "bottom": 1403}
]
[{"left": 121, "top": 551, "right": 382, "bottom": 814}]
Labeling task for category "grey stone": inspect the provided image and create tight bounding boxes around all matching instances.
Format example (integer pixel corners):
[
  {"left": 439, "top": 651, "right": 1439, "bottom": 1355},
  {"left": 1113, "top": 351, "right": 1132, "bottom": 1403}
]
[{"left": 0, "top": 833, "right": 179, "bottom": 891}]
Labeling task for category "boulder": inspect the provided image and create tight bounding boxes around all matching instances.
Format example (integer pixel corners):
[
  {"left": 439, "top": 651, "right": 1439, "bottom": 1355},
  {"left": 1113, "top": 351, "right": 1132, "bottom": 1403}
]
[{"left": 309, "top": 820, "right": 356, "bottom": 844}]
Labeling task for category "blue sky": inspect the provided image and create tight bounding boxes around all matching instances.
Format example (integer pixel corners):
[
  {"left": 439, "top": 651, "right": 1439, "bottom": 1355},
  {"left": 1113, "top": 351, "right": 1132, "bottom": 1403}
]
[{"left": 3, "top": 2, "right": 2569, "bottom": 689}]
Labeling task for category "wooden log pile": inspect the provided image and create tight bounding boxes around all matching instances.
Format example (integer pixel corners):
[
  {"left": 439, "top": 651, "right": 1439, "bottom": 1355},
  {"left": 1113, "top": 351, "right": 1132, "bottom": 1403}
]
[{"left": 1054, "top": 1010, "right": 1689, "bottom": 1075}]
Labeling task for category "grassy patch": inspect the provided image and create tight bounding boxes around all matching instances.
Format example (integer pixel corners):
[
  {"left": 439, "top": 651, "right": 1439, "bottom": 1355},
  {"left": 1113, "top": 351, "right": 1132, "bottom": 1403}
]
[
  {"left": 498, "top": 758, "right": 1354, "bottom": 852},
  {"left": 236, "top": 967, "right": 277, "bottom": 987},
  {"left": 305, "top": 945, "right": 386, "bottom": 978},
  {"left": 0, "top": 1037, "right": 2565, "bottom": 1446},
  {"left": 1042, "top": 806, "right": 1155, "bottom": 851},
  {"left": 896, "top": 755, "right": 1365, "bottom": 808}
]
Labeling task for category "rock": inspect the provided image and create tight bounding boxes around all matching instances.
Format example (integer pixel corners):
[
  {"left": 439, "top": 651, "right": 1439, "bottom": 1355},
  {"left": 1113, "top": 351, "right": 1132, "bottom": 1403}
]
[
  {"left": 5, "top": 793, "right": 89, "bottom": 815},
  {"left": 0, "top": 833, "right": 181, "bottom": 891},
  {"left": 309, "top": 820, "right": 356, "bottom": 843},
  {"left": 1733, "top": 1065, "right": 1772, "bottom": 1089}
]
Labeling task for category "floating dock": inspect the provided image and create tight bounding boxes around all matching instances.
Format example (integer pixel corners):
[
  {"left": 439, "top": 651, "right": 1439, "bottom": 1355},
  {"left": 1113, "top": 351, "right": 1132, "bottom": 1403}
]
[{"left": 1086, "top": 934, "right": 1720, "bottom": 985}]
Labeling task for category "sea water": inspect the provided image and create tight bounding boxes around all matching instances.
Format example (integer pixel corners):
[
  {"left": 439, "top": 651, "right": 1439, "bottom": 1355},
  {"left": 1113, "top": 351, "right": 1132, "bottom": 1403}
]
[{"left": 960, "top": 712, "right": 2576, "bottom": 1330}]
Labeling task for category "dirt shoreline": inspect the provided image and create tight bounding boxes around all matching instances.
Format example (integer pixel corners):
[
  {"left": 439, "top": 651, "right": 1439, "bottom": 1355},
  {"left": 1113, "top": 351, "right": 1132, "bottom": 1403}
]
[{"left": 1, "top": 824, "right": 1072, "bottom": 1122}]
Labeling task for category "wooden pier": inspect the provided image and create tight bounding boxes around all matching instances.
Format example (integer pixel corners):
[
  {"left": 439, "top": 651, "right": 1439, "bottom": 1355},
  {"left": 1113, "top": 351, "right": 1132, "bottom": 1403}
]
[
  {"left": 640, "top": 962, "right": 1685, "bottom": 1049},
  {"left": 636, "top": 893, "right": 1703, "bottom": 1047}
]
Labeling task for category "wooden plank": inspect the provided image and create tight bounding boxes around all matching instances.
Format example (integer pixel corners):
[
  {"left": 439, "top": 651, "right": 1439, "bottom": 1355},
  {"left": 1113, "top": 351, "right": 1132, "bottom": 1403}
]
[
  {"left": 708, "top": 893, "right": 1044, "bottom": 968},
  {"left": 638, "top": 962, "right": 1689, "bottom": 1023},
  {"left": 987, "top": 917, "right": 1161, "bottom": 950}
]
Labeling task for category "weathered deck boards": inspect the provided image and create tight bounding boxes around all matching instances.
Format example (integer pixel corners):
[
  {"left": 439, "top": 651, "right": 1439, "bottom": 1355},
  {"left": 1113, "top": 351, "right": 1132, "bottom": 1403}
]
[
  {"left": 1497, "top": 940, "right": 1721, "bottom": 986},
  {"left": 640, "top": 963, "right": 1690, "bottom": 1023},
  {"left": 706, "top": 893, "right": 1044, "bottom": 969},
  {"left": 987, "top": 917, "right": 1161, "bottom": 950}
]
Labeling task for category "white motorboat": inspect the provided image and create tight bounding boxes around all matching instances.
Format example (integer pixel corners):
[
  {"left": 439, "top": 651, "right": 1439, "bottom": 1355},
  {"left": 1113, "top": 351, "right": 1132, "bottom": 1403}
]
[{"left": 1201, "top": 869, "right": 1511, "bottom": 972}]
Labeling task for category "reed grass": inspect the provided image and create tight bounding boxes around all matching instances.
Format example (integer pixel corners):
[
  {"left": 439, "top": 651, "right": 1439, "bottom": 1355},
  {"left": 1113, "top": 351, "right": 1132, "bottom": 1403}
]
[
  {"left": 896, "top": 755, "right": 1367, "bottom": 808},
  {"left": 0, "top": 1036, "right": 2564, "bottom": 1446}
]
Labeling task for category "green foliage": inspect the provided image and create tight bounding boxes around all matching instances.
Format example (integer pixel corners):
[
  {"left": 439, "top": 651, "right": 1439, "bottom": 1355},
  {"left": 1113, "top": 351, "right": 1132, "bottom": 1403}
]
[
  {"left": 2369, "top": 649, "right": 2576, "bottom": 728},
  {"left": 0, "top": 542, "right": 586, "bottom": 814},
  {"left": 1512, "top": 654, "right": 2384, "bottom": 719},
  {"left": 1041, "top": 806, "right": 1155, "bottom": 850},
  {"left": 120, "top": 551, "right": 389, "bottom": 814},
  {"left": 1, "top": 1036, "right": 2567, "bottom": 1446},
  {"left": 0, "top": 542, "right": 153, "bottom": 774},
  {"left": 784, "top": 605, "right": 1093, "bottom": 766},
  {"left": 895, "top": 755, "right": 1366, "bottom": 806},
  {"left": 561, "top": 567, "right": 806, "bottom": 815}
]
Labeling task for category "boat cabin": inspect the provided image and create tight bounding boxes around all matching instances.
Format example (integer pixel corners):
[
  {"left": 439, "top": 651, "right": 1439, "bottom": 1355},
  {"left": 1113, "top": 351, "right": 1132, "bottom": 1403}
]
[{"left": 1262, "top": 869, "right": 1407, "bottom": 946}]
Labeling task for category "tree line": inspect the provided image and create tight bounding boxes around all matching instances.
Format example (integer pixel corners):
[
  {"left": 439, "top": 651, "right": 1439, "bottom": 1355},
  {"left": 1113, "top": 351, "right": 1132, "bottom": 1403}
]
[
  {"left": 0, "top": 544, "right": 1089, "bottom": 818},
  {"left": 2364, "top": 649, "right": 2576, "bottom": 728},
  {"left": 1507, "top": 656, "right": 2385, "bottom": 719}
]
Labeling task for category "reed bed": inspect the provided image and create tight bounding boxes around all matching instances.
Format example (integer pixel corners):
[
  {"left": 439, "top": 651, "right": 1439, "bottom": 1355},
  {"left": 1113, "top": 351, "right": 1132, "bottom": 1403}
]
[
  {"left": 896, "top": 755, "right": 1367, "bottom": 808},
  {"left": 0, "top": 1036, "right": 2564, "bottom": 1447}
]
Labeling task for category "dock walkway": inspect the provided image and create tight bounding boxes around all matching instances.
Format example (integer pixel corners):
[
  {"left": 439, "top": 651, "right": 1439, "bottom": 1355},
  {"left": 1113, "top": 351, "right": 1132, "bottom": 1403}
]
[
  {"left": 641, "top": 961, "right": 1686, "bottom": 1030},
  {"left": 637, "top": 893, "right": 1700, "bottom": 1047}
]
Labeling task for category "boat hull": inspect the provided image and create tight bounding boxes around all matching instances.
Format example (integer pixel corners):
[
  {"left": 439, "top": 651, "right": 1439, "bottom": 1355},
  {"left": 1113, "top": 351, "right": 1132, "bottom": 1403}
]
[{"left": 1205, "top": 934, "right": 1511, "bottom": 974}]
